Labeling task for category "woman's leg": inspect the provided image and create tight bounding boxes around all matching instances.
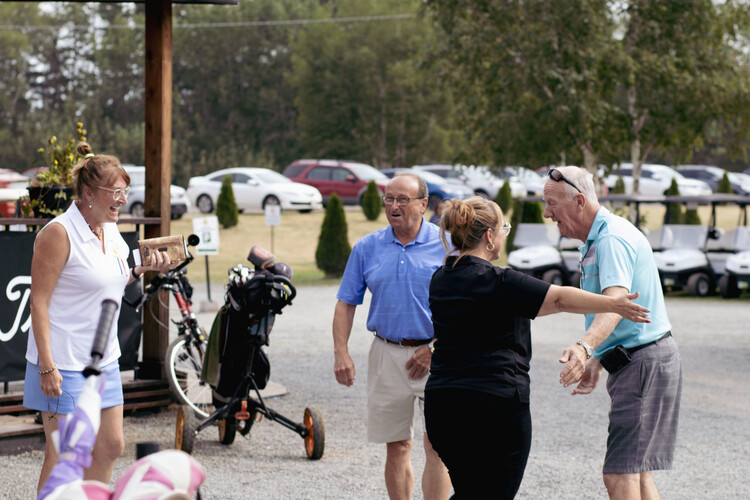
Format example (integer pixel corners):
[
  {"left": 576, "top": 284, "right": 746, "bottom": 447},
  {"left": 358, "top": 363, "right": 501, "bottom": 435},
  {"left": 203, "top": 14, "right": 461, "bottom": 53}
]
[
  {"left": 37, "top": 412, "right": 60, "bottom": 494},
  {"left": 425, "top": 389, "right": 531, "bottom": 499},
  {"left": 84, "top": 404, "right": 124, "bottom": 483}
]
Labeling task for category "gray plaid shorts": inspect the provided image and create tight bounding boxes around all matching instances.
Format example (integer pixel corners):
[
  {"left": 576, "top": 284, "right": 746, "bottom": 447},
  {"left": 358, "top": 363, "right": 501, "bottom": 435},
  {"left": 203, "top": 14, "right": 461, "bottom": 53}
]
[{"left": 604, "top": 335, "right": 682, "bottom": 474}]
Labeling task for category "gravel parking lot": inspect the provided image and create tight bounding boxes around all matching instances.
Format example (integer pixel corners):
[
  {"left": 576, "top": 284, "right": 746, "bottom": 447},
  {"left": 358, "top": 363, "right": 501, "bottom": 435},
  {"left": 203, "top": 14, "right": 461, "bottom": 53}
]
[{"left": 1, "top": 285, "right": 748, "bottom": 499}]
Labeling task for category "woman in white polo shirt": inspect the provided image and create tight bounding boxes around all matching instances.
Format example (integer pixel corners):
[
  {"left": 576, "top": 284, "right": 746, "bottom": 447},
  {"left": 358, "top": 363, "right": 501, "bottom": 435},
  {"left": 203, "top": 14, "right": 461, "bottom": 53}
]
[{"left": 24, "top": 141, "right": 172, "bottom": 494}]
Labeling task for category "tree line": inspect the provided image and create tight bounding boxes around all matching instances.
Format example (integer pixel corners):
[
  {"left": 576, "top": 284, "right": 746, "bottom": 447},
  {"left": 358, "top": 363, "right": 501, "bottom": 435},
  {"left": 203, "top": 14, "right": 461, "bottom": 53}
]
[{"left": 2, "top": 0, "right": 749, "bottom": 187}]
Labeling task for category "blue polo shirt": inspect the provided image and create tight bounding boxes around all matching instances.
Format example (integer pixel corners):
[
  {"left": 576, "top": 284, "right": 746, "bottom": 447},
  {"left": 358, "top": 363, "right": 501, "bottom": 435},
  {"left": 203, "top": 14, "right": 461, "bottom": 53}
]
[
  {"left": 337, "top": 219, "right": 445, "bottom": 341},
  {"left": 580, "top": 207, "right": 671, "bottom": 358}
]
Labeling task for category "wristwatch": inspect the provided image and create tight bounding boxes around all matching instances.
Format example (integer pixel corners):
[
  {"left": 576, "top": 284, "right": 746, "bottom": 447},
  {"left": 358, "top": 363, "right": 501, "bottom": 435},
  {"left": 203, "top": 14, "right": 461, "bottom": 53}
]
[
  {"left": 576, "top": 340, "right": 593, "bottom": 360},
  {"left": 427, "top": 340, "right": 436, "bottom": 354}
]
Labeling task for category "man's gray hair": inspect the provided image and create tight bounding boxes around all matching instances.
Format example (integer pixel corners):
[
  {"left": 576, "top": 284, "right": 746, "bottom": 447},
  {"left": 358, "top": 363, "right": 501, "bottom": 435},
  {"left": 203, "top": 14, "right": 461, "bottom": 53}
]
[
  {"left": 393, "top": 172, "right": 429, "bottom": 199},
  {"left": 552, "top": 166, "right": 598, "bottom": 202}
]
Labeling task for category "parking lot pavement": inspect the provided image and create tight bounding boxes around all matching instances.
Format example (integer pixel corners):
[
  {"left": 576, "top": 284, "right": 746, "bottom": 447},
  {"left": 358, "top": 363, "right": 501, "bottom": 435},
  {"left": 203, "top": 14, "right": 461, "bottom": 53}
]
[{"left": 1, "top": 287, "right": 748, "bottom": 499}]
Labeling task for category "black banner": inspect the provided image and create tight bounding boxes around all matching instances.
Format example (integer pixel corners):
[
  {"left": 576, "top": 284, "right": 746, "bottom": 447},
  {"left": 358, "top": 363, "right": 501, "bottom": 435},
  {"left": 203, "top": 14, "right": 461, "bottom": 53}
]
[{"left": 0, "top": 231, "right": 142, "bottom": 382}]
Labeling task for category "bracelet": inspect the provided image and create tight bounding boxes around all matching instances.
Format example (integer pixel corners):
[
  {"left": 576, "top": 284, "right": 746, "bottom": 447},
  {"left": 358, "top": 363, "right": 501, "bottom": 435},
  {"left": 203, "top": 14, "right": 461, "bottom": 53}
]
[
  {"left": 131, "top": 267, "right": 142, "bottom": 280},
  {"left": 38, "top": 366, "right": 56, "bottom": 376}
]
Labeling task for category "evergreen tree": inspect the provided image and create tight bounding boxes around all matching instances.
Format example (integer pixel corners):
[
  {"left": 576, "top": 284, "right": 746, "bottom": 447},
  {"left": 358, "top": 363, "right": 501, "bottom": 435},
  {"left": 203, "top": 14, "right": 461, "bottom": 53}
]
[
  {"left": 718, "top": 172, "right": 733, "bottom": 194},
  {"left": 683, "top": 209, "right": 701, "bottom": 225},
  {"left": 663, "top": 178, "right": 683, "bottom": 224},
  {"left": 611, "top": 176, "right": 626, "bottom": 194},
  {"left": 495, "top": 179, "right": 513, "bottom": 214},
  {"left": 506, "top": 200, "right": 544, "bottom": 251},
  {"left": 216, "top": 175, "right": 238, "bottom": 229},
  {"left": 316, "top": 194, "right": 352, "bottom": 278},
  {"left": 361, "top": 180, "right": 382, "bottom": 221}
]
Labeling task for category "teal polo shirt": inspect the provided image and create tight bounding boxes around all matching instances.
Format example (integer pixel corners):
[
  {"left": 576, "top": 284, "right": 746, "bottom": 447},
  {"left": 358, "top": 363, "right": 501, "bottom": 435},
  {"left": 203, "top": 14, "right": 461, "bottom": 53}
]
[
  {"left": 337, "top": 219, "right": 445, "bottom": 341},
  {"left": 580, "top": 208, "right": 672, "bottom": 358}
]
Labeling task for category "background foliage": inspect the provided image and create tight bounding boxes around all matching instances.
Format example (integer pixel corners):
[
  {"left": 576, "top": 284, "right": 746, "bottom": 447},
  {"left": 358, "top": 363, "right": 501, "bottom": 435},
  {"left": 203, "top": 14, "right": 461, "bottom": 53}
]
[{"left": 1, "top": 0, "right": 750, "bottom": 184}]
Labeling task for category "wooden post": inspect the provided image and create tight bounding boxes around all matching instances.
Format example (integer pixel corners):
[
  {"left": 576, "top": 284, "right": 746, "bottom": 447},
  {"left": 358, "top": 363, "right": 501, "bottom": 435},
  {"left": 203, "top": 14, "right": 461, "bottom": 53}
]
[{"left": 140, "top": 0, "right": 173, "bottom": 380}]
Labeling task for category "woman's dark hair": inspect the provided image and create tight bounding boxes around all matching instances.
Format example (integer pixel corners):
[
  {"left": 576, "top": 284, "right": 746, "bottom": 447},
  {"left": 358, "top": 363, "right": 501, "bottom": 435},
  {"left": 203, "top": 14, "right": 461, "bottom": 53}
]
[
  {"left": 440, "top": 196, "right": 504, "bottom": 265},
  {"left": 71, "top": 142, "right": 130, "bottom": 199}
]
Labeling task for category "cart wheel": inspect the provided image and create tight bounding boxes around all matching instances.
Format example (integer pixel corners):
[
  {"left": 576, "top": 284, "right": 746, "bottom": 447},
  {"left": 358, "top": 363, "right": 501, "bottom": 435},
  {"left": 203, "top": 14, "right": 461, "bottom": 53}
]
[
  {"left": 218, "top": 417, "right": 237, "bottom": 445},
  {"left": 176, "top": 405, "right": 198, "bottom": 454},
  {"left": 687, "top": 273, "right": 713, "bottom": 297},
  {"left": 238, "top": 414, "right": 255, "bottom": 437},
  {"left": 542, "top": 269, "right": 564, "bottom": 286},
  {"left": 303, "top": 407, "right": 325, "bottom": 460},
  {"left": 719, "top": 275, "right": 740, "bottom": 298},
  {"left": 569, "top": 271, "right": 582, "bottom": 288}
]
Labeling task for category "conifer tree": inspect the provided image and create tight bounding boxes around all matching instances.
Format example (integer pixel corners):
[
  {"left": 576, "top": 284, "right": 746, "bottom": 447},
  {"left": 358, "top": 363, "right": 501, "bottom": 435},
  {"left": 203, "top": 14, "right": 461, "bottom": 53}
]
[
  {"left": 316, "top": 194, "right": 351, "bottom": 278},
  {"left": 216, "top": 175, "right": 239, "bottom": 228},
  {"left": 361, "top": 181, "right": 382, "bottom": 221},
  {"left": 495, "top": 179, "right": 513, "bottom": 214}
]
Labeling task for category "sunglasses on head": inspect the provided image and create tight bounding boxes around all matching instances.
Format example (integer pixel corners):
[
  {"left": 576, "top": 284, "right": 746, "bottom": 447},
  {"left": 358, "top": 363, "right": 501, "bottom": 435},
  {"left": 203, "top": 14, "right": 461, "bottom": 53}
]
[{"left": 548, "top": 168, "right": 581, "bottom": 193}]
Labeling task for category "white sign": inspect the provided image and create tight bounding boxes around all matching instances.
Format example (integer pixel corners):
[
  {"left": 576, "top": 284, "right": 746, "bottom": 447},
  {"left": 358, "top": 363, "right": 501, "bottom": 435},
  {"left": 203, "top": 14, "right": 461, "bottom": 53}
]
[
  {"left": 265, "top": 204, "right": 281, "bottom": 226},
  {"left": 192, "top": 216, "right": 220, "bottom": 255}
]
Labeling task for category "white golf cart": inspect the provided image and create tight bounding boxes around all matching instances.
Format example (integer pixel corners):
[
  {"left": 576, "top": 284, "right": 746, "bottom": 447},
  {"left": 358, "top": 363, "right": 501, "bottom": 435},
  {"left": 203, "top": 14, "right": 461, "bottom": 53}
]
[{"left": 653, "top": 194, "right": 748, "bottom": 297}]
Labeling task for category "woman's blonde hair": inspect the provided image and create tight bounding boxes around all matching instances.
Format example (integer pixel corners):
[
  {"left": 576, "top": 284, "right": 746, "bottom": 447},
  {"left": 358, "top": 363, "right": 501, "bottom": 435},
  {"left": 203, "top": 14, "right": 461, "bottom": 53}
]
[
  {"left": 440, "top": 196, "right": 503, "bottom": 265},
  {"left": 71, "top": 142, "right": 130, "bottom": 199}
]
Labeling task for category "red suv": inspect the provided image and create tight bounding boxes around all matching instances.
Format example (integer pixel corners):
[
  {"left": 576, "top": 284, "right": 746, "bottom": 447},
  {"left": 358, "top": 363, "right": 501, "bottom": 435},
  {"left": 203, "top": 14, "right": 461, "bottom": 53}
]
[{"left": 283, "top": 159, "right": 388, "bottom": 205}]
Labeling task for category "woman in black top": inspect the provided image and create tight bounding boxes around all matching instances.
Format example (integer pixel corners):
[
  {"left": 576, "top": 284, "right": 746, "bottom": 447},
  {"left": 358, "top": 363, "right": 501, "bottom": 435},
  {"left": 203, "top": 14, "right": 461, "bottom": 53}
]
[{"left": 424, "top": 197, "right": 649, "bottom": 499}]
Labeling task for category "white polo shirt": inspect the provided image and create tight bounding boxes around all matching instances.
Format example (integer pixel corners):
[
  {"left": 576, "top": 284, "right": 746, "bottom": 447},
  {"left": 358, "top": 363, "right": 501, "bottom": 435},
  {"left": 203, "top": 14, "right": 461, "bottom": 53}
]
[{"left": 26, "top": 202, "right": 131, "bottom": 371}]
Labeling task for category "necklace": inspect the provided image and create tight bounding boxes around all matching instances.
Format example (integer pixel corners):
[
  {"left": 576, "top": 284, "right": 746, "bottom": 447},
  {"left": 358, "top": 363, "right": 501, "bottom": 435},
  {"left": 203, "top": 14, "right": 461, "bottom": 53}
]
[{"left": 88, "top": 223, "right": 103, "bottom": 241}]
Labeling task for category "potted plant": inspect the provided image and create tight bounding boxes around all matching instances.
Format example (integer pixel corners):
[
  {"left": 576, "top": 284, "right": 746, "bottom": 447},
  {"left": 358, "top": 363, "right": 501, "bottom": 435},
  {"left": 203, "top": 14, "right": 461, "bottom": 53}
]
[{"left": 24, "top": 122, "right": 87, "bottom": 218}]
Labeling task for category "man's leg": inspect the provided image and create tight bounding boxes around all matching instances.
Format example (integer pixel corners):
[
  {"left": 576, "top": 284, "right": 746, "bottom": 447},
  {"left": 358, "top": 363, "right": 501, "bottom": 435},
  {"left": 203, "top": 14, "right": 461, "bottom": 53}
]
[
  {"left": 604, "top": 472, "right": 660, "bottom": 500},
  {"left": 639, "top": 471, "right": 660, "bottom": 500},
  {"left": 386, "top": 439, "right": 414, "bottom": 500},
  {"left": 421, "top": 432, "right": 451, "bottom": 500}
]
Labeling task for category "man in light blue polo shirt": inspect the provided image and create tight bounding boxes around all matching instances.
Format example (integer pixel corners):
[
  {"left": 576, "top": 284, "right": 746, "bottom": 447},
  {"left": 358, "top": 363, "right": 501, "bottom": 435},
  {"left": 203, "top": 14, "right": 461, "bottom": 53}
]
[
  {"left": 333, "top": 173, "right": 451, "bottom": 500},
  {"left": 543, "top": 166, "right": 682, "bottom": 500}
]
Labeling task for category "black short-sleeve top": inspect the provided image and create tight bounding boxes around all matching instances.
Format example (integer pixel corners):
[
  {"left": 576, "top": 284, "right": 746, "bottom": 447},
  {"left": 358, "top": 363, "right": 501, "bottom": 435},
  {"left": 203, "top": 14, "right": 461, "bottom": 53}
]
[{"left": 426, "top": 255, "right": 551, "bottom": 403}]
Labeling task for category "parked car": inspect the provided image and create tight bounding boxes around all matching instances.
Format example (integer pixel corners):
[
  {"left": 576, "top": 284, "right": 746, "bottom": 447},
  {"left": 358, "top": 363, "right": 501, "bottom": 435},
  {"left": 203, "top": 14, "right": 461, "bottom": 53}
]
[
  {"left": 0, "top": 170, "right": 28, "bottom": 217},
  {"left": 123, "top": 166, "right": 191, "bottom": 219},
  {"left": 604, "top": 163, "right": 712, "bottom": 196},
  {"left": 412, "top": 164, "right": 512, "bottom": 199},
  {"left": 676, "top": 164, "right": 750, "bottom": 195},
  {"left": 282, "top": 159, "right": 388, "bottom": 205},
  {"left": 494, "top": 166, "right": 544, "bottom": 196},
  {"left": 381, "top": 168, "right": 473, "bottom": 209},
  {"left": 187, "top": 167, "right": 322, "bottom": 214}
]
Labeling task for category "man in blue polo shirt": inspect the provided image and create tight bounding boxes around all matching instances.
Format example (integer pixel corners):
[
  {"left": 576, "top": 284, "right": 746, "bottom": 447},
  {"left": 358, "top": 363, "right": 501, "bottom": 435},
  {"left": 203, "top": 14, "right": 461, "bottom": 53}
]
[
  {"left": 543, "top": 166, "right": 682, "bottom": 500},
  {"left": 333, "top": 173, "right": 451, "bottom": 500}
]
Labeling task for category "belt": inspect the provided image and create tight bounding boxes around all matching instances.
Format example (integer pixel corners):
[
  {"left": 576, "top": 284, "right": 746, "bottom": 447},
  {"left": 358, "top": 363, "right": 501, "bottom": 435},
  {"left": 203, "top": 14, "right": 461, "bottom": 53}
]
[
  {"left": 373, "top": 333, "right": 431, "bottom": 347},
  {"left": 627, "top": 331, "right": 672, "bottom": 355}
]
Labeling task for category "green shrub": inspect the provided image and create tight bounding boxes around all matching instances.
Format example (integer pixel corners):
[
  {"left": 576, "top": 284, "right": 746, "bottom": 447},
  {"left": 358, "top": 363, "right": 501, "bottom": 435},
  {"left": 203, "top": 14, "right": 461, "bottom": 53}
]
[
  {"left": 316, "top": 194, "right": 352, "bottom": 278},
  {"left": 683, "top": 209, "right": 701, "bottom": 225},
  {"left": 361, "top": 180, "right": 382, "bottom": 221},
  {"left": 505, "top": 200, "right": 544, "bottom": 251},
  {"left": 612, "top": 176, "right": 626, "bottom": 194},
  {"left": 216, "top": 175, "right": 239, "bottom": 229},
  {"left": 718, "top": 172, "right": 733, "bottom": 194},
  {"left": 663, "top": 177, "right": 683, "bottom": 224},
  {"left": 495, "top": 179, "right": 513, "bottom": 214}
]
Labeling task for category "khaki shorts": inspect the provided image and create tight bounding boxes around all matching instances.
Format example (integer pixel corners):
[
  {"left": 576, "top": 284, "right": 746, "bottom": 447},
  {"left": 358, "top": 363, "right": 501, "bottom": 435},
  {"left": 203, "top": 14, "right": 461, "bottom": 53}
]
[{"left": 367, "top": 337, "right": 428, "bottom": 443}]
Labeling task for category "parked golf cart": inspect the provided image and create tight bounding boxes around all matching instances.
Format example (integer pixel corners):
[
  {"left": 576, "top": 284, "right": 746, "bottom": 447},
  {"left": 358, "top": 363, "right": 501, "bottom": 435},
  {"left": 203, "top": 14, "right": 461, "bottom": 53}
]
[
  {"left": 707, "top": 195, "right": 750, "bottom": 298},
  {"left": 508, "top": 194, "right": 663, "bottom": 286},
  {"left": 653, "top": 194, "right": 748, "bottom": 297},
  {"left": 507, "top": 196, "right": 583, "bottom": 286}
]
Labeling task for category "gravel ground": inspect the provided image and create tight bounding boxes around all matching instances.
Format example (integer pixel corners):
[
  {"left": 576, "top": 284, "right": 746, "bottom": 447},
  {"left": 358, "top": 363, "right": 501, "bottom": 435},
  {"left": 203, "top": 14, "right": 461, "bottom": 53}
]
[{"left": 1, "top": 285, "right": 748, "bottom": 499}]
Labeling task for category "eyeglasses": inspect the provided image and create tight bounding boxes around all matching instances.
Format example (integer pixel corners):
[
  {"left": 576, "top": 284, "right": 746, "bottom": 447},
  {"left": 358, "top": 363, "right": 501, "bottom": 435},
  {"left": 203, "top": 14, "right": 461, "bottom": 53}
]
[
  {"left": 99, "top": 186, "right": 131, "bottom": 200},
  {"left": 548, "top": 168, "right": 581, "bottom": 193},
  {"left": 501, "top": 221, "right": 512, "bottom": 236},
  {"left": 382, "top": 196, "right": 424, "bottom": 207}
]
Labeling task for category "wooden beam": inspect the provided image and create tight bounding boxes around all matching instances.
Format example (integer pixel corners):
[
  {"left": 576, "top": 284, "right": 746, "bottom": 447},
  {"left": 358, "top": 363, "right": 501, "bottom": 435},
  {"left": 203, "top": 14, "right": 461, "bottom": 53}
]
[{"left": 141, "top": 0, "right": 173, "bottom": 380}]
